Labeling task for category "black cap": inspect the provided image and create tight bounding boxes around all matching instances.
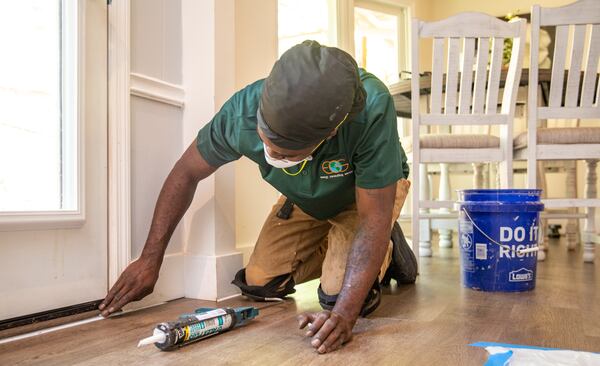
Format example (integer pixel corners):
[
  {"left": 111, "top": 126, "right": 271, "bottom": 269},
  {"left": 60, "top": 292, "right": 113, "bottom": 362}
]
[{"left": 258, "top": 40, "right": 366, "bottom": 150}]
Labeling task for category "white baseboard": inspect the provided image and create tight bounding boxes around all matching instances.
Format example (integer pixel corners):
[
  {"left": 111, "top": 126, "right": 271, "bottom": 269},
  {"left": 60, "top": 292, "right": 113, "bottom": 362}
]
[{"left": 184, "top": 252, "right": 243, "bottom": 300}]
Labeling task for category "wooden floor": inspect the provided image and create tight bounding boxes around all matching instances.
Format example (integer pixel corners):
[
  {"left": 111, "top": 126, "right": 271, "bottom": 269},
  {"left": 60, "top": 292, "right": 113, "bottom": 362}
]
[{"left": 1, "top": 238, "right": 599, "bottom": 365}]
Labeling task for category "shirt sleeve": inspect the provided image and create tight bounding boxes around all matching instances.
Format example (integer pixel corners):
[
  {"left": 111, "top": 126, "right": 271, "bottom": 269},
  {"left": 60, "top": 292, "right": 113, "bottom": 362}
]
[
  {"left": 196, "top": 94, "right": 243, "bottom": 168},
  {"left": 353, "top": 92, "right": 409, "bottom": 189}
]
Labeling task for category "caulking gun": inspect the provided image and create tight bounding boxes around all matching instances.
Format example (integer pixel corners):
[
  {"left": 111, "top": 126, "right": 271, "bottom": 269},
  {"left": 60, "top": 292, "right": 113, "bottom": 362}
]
[{"left": 137, "top": 306, "right": 259, "bottom": 351}]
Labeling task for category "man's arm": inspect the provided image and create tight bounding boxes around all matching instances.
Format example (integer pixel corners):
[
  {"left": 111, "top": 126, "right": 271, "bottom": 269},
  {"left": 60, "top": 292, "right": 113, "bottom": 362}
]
[
  {"left": 298, "top": 182, "right": 396, "bottom": 353},
  {"left": 99, "top": 141, "right": 217, "bottom": 317}
]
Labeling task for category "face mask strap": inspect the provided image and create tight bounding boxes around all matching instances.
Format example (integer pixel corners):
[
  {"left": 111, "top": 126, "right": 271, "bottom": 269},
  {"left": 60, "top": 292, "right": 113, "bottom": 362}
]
[
  {"left": 281, "top": 112, "right": 349, "bottom": 177},
  {"left": 282, "top": 159, "right": 309, "bottom": 176}
]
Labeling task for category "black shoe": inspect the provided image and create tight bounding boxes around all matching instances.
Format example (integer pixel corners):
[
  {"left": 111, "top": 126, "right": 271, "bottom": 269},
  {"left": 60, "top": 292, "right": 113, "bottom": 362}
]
[
  {"left": 381, "top": 222, "right": 418, "bottom": 286},
  {"left": 317, "top": 281, "right": 382, "bottom": 317}
]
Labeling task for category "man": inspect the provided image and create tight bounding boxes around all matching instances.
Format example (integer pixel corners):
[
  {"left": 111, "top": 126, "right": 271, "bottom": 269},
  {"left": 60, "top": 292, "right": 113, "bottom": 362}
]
[{"left": 99, "top": 41, "right": 417, "bottom": 354}]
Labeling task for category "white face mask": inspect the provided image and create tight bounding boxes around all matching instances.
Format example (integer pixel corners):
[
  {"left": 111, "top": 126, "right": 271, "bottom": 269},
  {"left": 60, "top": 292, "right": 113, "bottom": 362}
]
[{"left": 263, "top": 143, "right": 312, "bottom": 169}]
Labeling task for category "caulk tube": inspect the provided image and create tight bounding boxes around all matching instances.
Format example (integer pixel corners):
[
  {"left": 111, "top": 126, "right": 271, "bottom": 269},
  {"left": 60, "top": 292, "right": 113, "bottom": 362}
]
[{"left": 140, "top": 308, "right": 238, "bottom": 351}]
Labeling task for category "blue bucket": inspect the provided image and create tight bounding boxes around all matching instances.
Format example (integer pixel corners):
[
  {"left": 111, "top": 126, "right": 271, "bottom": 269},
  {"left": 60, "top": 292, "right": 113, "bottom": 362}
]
[{"left": 457, "top": 189, "right": 544, "bottom": 292}]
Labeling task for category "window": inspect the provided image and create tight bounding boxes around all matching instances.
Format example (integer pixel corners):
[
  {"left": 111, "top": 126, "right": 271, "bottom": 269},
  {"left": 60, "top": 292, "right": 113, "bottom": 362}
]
[
  {"left": 276, "top": 0, "right": 409, "bottom": 85},
  {"left": 0, "top": 0, "right": 79, "bottom": 212},
  {"left": 278, "top": 0, "right": 337, "bottom": 56},
  {"left": 354, "top": 1, "right": 408, "bottom": 86}
]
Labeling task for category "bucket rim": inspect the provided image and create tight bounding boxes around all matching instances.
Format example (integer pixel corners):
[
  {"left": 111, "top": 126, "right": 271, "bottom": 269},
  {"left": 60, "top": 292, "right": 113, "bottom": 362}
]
[
  {"left": 457, "top": 201, "right": 545, "bottom": 212},
  {"left": 456, "top": 189, "right": 542, "bottom": 194}
]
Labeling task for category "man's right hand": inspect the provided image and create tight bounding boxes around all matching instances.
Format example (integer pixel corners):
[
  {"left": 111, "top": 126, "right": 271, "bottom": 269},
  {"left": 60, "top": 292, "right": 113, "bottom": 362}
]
[{"left": 99, "top": 256, "right": 160, "bottom": 317}]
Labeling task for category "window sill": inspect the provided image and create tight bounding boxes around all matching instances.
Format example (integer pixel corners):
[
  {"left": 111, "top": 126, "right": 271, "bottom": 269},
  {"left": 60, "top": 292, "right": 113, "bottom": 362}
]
[{"left": 0, "top": 211, "right": 85, "bottom": 231}]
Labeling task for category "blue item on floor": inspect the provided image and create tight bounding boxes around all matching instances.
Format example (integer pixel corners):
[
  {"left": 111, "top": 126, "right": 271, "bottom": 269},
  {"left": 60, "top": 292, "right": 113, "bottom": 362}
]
[
  {"left": 457, "top": 189, "right": 544, "bottom": 292},
  {"left": 471, "top": 342, "right": 600, "bottom": 366}
]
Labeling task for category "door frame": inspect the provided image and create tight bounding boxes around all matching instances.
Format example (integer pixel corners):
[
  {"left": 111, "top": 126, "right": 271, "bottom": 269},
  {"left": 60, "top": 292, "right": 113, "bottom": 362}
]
[{"left": 107, "top": 0, "right": 132, "bottom": 287}]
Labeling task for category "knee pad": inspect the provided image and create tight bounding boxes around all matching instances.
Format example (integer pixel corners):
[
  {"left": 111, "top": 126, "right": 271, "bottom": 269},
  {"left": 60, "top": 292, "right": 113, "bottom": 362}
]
[{"left": 231, "top": 268, "right": 296, "bottom": 301}]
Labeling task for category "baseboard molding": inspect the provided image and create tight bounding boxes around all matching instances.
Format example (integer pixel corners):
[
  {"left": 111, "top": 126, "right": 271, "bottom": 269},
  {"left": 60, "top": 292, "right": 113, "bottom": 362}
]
[
  {"left": 184, "top": 252, "right": 243, "bottom": 301},
  {"left": 130, "top": 72, "right": 185, "bottom": 108}
]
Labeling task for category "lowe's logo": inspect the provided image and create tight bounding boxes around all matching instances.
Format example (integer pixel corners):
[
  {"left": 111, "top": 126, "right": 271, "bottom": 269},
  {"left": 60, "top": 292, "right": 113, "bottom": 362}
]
[{"left": 509, "top": 268, "right": 533, "bottom": 282}]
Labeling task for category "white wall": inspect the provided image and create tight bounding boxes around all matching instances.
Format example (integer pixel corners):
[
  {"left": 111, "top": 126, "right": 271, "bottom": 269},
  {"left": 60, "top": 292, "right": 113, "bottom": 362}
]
[
  {"left": 131, "top": 0, "right": 182, "bottom": 84},
  {"left": 234, "top": 0, "right": 279, "bottom": 262},
  {"left": 429, "top": 0, "right": 573, "bottom": 20}
]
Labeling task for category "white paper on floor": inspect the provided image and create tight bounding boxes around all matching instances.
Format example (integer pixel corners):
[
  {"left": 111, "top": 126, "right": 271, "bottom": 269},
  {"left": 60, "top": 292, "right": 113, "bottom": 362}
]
[{"left": 471, "top": 342, "right": 600, "bottom": 366}]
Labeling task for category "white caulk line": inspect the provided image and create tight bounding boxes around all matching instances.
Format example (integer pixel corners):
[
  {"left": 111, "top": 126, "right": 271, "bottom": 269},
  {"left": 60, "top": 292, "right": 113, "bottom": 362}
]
[
  {"left": 0, "top": 301, "right": 167, "bottom": 345},
  {"left": 0, "top": 316, "right": 104, "bottom": 345},
  {"left": 216, "top": 293, "right": 242, "bottom": 302}
]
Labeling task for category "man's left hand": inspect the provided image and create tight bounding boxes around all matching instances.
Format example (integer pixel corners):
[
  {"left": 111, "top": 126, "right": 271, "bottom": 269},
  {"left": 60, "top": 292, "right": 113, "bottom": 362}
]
[{"left": 297, "top": 310, "right": 355, "bottom": 354}]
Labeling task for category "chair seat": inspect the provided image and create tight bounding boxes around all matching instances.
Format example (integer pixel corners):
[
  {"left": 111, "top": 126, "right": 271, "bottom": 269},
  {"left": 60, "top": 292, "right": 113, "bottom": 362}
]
[
  {"left": 402, "top": 134, "right": 500, "bottom": 152},
  {"left": 514, "top": 127, "right": 600, "bottom": 150}
]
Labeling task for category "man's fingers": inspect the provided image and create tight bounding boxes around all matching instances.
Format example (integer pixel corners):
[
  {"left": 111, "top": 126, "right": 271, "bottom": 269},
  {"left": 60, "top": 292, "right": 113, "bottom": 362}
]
[
  {"left": 100, "top": 279, "right": 125, "bottom": 311},
  {"left": 319, "top": 338, "right": 343, "bottom": 354},
  {"left": 104, "top": 287, "right": 135, "bottom": 316},
  {"left": 101, "top": 285, "right": 132, "bottom": 317},
  {"left": 311, "top": 317, "right": 337, "bottom": 348},
  {"left": 318, "top": 327, "right": 342, "bottom": 353},
  {"left": 306, "top": 312, "right": 330, "bottom": 337},
  {"left": 297, "top": 313, "right": 315, "bottom": 329}
]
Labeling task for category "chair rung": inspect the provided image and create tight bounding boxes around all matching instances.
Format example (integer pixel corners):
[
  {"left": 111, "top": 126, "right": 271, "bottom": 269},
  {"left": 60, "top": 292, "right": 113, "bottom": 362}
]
[
  {"left": 541, "top": 213, "right": 588, "bottom": 219},
  {"left": 399, "top": 213, "right": 458, "bottom": 220},
  {"left": 542, "top": 199, "right": 600, "bottom": 208}
]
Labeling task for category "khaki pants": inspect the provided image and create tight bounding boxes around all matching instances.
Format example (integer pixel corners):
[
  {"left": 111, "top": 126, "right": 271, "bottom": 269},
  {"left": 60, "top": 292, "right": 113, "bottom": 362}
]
[{"left": 246, "top": 179, "right": 410, "bottom": 295}]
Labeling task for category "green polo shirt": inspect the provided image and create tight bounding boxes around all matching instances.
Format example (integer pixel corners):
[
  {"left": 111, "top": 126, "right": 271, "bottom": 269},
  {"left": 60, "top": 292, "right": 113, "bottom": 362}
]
[{"left": 196, "top": 69, "right": 408, "bottom": 220}]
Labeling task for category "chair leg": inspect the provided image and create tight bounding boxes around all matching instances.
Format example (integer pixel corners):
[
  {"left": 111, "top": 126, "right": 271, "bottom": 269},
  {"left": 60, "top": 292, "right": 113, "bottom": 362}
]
[
  {"left": 419, "top": 164, "right": 432, "bottom": 257},
  {"left": 494, "top": 162, "right": 501, "bottom": 189},
  {"left": 583, "top": 159, "right": 597, "bottom": 263},
  {"left": 438, "top": 163, "right": 452, "bottom": 249},
  {"left": 565, "top": 161, "right": 579, "bottom": 250},
  {"left": 537, "top": 161, "right": 547, "bottom": 261},
  {"left": 473, "top": 163, "right": 485, "bottom": 188}
]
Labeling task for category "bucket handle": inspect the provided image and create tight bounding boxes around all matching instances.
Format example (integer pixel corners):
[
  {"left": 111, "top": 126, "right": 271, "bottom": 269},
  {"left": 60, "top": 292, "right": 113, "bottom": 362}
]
[{"left": 461, "top": 208, "right": 539, "bottom": 256}]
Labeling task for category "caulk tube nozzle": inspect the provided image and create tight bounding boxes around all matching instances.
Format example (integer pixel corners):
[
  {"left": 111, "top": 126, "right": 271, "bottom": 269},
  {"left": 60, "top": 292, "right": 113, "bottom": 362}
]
[{"left": 138, "top": 328, "right": 167, "bottom": 347}]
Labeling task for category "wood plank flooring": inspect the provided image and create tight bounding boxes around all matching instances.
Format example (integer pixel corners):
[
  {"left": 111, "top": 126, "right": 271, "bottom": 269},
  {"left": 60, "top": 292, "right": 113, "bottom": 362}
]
[{"left": 1, "top": 237, "right": 598, "bottom": 365}]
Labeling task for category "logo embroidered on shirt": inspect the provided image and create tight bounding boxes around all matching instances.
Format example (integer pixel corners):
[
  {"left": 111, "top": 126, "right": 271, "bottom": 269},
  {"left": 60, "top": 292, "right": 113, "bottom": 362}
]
[{"left": 320, "top": 158, "right": 353, "bottom": 179}]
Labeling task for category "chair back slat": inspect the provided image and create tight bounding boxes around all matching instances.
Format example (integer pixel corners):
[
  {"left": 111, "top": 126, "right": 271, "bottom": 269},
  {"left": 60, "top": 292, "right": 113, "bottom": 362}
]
[
  {"left": 430, "top": 38, "right": 445, "bottom": 114},
  {"left": 459, "top": 38, "right": 476, "bottom": 114},
  {"left": 472, "top": 38, "right": 490, "bottom": 114},
  {"left": 485, "top": 37, "right": 504, "bottom": 114},
  {"left": 548, "top": 25, "right": 569, "bottom": 107},
  {"left": 444, "top": 37, "right": 461, "bottom": 114},
  {"left": 581, "top": 24, "right": 600, "bottom": 107},
  {"left": 564, "top": 24, "right": 586, "bottom": 107},
  {"left": 501, "top": 23, "right": 526, "bottom": 115}
]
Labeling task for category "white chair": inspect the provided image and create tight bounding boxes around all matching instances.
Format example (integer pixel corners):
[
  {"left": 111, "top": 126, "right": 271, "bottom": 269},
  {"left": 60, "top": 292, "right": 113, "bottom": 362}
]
[
  {"left": 515, "top": 0, "right": 600, "bottom": 262},
  {"left": 409, "top": 13, "right": 526, "bottom": 258}
]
